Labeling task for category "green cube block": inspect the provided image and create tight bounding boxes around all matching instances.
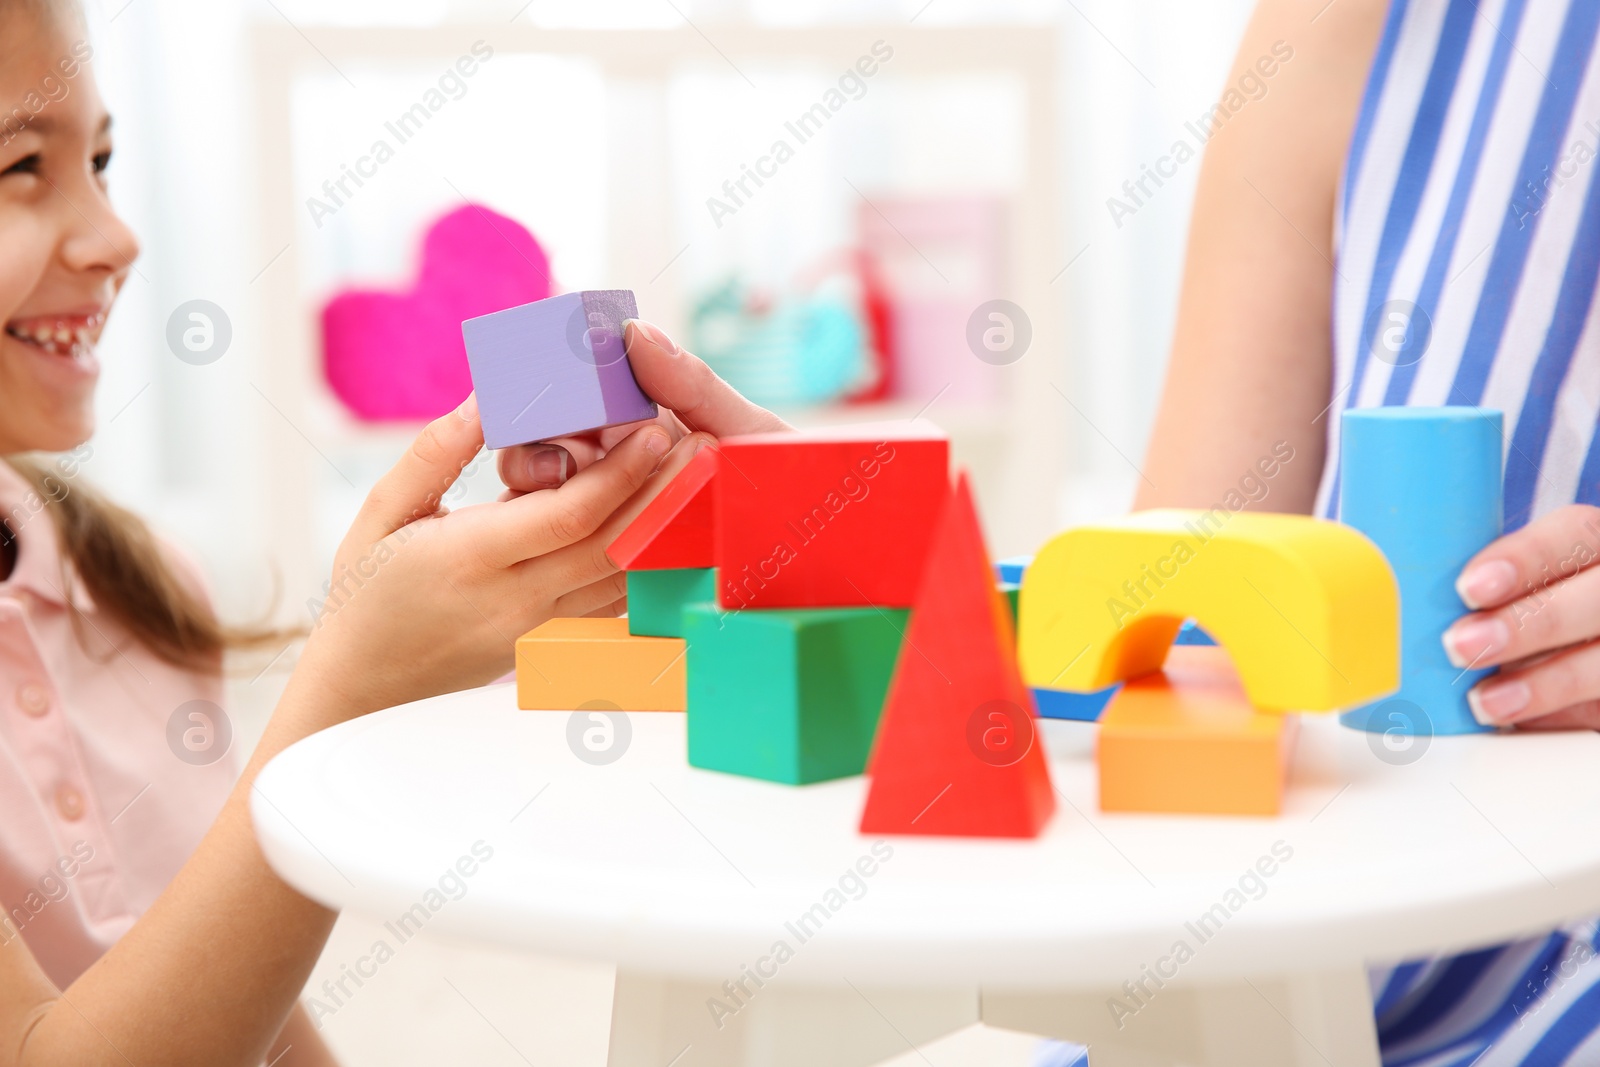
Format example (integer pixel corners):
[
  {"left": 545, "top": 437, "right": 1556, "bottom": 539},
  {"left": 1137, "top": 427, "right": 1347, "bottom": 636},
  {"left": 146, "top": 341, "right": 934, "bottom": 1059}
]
[
  {"left": 683, "top": 603, "right": 908, "bottom": 785},
  {"left": 1000, "top": 580, "right": 1020, "bottom": 626},
  {"left": 627, "top": 568, "right": 718, "bottom": 637}
]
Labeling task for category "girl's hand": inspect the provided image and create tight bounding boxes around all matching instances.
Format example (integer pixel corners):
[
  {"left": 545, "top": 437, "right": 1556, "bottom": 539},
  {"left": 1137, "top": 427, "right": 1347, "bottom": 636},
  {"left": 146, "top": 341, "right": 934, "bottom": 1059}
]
[
  {"left": 1442, "top": 504, "right": 1600, "bottom": 729},
  {"left": 496, "top": 318, "right": 791, "bottom": 495},
  {"left": 293, "top": 393, "right": 697, "bottom": 720}
]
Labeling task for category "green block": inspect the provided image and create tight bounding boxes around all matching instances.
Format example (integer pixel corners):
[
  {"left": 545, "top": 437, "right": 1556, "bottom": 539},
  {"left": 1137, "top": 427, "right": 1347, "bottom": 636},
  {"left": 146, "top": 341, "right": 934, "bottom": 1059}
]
[
  {"left": 627, "top": 568, "right": 717, "bottom": 637},
  {"left": 684, "top": 603, "right": 908, "bottom": 785},
  {"left": 1001, "top": 580, "right": 1020, "bottom": 626}
]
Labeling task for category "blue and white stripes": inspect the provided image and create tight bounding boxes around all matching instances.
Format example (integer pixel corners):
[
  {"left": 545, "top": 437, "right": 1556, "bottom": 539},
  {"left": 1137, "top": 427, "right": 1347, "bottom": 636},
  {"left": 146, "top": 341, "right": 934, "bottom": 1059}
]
[
  {"left": 1322, "top": 2, "right": 1600, "bottom": 1061},
  {"left": 1320, "top": 0, "right": 1600, "bottom": 533}
]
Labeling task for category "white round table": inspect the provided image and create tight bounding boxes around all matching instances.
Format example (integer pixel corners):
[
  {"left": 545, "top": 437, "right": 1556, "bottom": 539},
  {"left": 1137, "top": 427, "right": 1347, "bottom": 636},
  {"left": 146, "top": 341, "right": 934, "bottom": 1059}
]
[{"left": 252, "top": 683, "right": 1600, "bottom": 1067}]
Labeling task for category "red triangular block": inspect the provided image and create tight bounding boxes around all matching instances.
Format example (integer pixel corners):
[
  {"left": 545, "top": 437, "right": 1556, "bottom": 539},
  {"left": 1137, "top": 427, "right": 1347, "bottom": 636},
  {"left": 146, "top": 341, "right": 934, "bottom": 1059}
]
[
  {"left": 607, "top": 445, "right": 718, "bottom": 569},
  {"left": 859, "top": 472, "right": 1056, "bottom": 838}
]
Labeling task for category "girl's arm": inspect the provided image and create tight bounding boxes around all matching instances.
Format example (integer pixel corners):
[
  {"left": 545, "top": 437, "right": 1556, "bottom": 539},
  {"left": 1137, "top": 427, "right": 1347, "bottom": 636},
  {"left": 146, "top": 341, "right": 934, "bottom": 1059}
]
[
  {"left": 0, "top": 397, "right": 694, "bottom": 1067},
  {"left": 1134, "top": 0, "right": 1389, "bottom": 513}
]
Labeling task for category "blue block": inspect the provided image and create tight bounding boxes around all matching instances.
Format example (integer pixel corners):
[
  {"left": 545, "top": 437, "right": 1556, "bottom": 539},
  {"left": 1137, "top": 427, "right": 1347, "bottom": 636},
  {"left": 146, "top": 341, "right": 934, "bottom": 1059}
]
[
  {"left": 994, "top": 554, "right": 1032, "bottom": 585},
  {"left": 1339, "top": 407, "right": 1502, "bottom": 736},
  {"left": 463, "top": 290, "right": 658, "bottom": 449},
  {"left": 1031, "top": 685, "right": 1117, "bottom": 722},
  {"left": 1174, "top": 619, "right": 1216, "bottom": 646}
]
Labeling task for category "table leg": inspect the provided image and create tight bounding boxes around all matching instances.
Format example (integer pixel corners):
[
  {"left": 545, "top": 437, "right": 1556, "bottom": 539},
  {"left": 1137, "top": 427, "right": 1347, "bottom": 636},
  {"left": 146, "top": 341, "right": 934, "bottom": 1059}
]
[
  {"left": 982, "top": 966, "right": 1380, "bottom": 1067},
  {"left": 606, "top": 970, "right": 979, "bottom": 1067}
]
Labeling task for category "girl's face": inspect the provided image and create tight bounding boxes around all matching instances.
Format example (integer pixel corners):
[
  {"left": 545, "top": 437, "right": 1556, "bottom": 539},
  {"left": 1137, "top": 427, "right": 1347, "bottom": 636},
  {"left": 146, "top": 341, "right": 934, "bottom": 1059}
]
[{"left": 0, "top": 8, "right": 138, "bottom": 456}]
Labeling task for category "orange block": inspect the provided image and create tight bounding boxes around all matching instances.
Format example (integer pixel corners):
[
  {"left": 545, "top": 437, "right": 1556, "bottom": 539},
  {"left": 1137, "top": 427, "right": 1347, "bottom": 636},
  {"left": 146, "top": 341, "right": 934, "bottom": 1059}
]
[
  {"left": 1097, "top": 647, "right": 1297, "bottom": 816},
  {"left": 515, "top": 617, "right": 686, "bottom": 711}
]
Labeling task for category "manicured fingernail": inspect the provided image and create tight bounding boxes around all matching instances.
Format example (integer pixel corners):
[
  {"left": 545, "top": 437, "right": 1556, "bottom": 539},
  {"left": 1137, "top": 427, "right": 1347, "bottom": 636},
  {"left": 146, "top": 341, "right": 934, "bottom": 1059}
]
[
  {"left": 1468, "top": 677, "right": 1529, "bottom": 725},
  {"left": 644, "top": 430, "right": 671, "bottom": 456},
  {"left": 1442, "top": 616, "right": 1510, "bottom": 668},
  {"left": 1457, "top": 559, "right": 1517, "bottom": 609},
  {"left": 526, "top": 446, "right": 568, "bottom": 486},
  {"left": 624, "top": 318, "right": 677, "bottom": 354}
]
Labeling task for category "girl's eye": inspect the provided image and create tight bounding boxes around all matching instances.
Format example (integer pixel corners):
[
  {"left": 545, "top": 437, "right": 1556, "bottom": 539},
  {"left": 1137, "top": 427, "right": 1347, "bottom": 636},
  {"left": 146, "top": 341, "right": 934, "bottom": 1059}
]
[
  {"left": 92, "top": 151, "right": 111, "bottom": 174},
  {"left": 1, "top": 153, "right": 42, "bottom": 177}
]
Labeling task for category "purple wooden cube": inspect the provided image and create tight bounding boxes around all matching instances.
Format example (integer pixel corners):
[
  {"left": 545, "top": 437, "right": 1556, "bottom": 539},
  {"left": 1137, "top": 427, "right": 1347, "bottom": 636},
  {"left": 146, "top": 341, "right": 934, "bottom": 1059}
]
[{"left": 462, "top": 289, "right": 658, "bottom": 449}]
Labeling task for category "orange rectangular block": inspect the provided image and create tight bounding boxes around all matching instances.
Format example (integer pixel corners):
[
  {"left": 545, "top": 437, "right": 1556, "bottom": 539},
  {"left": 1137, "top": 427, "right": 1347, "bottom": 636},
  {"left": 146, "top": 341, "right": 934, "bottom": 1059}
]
[
  {"left": 515, "top": 617, "right": 686, "bottom": 711},
  {"left": 1097, "top": 647, "right": 1298, "bottom": 816}
]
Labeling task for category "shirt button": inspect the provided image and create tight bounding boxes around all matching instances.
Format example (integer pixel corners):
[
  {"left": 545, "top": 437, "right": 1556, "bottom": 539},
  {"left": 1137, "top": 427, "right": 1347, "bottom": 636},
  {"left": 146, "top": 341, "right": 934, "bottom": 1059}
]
[
  {"left": 16, "top": 682, "right": 50, "bottom": 717},
  {"left": 55, "top": 785, "right": 84, "bottom": 821}
]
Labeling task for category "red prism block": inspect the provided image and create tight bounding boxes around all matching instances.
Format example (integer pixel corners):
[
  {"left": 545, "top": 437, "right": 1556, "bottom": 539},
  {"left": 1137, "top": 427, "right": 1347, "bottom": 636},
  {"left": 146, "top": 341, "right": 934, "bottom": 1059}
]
[
  {"left": 607, "top": 445, "right": 719, "bottom": 570},
  {"left": 715, "top": 421, "right": 949, "bottom": 610},
  {"left": 859, "top": 473, "right": 1056, "bottom": 838}
]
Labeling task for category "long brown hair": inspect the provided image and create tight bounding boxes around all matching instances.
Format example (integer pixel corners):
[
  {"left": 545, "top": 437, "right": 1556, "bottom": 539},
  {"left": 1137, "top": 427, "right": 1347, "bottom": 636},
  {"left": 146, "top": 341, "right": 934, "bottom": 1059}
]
[{"left": 3, "top": 457, "right": 286, "bottom": 670}]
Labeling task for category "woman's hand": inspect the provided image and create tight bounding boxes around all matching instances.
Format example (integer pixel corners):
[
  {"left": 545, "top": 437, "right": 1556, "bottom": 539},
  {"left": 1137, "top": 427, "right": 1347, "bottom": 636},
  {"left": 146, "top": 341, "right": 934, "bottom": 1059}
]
[
  {"left": 1442, "top": 504, "right": 1600, "bottom": 729},
  {"left": 291, "top": 393, "right": 702, "bottom": 721},
  {"left": 495, "top": 318, "right": 791, "bottom": 495}
]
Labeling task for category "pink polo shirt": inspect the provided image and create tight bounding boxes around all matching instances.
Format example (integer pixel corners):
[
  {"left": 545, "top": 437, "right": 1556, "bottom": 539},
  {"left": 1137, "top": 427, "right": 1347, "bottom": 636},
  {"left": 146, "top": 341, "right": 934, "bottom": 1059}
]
[{"left": 0, "top": 461, "right": 234, "bottom": 989}]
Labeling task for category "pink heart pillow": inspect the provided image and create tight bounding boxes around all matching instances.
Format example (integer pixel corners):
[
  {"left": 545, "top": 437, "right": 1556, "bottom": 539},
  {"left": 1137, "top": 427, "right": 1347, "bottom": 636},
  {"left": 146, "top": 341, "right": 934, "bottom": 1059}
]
[{"left": 320, "top": 204, "right": 552, "bottom": 421}]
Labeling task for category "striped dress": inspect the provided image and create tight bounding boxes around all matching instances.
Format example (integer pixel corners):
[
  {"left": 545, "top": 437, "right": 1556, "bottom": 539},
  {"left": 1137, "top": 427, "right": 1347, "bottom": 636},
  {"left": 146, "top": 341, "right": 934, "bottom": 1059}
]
[{"left": 1322, "top": 0, "right": 1600, "bottom": 1062}]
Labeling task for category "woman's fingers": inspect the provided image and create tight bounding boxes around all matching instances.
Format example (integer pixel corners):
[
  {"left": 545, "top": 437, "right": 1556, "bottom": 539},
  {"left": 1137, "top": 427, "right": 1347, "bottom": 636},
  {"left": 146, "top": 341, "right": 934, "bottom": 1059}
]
[
  {"left": 354, "top": 395, "right": 484, "bottom": 543},
  {"left": 1455, "top": 503, "right": 1600, "bottom": 609},
  {"left": 1443, "top": 558, "right": 1600, "bottom": 669},
  {"left": 623, "top": 319, "right": 791, "bottom": 437},
  {"left": 479, "top": 424, "right": 671, "bottom": 567},
  {"left": 1468, "top": 638, "right": 1600, "bottom": 727}
]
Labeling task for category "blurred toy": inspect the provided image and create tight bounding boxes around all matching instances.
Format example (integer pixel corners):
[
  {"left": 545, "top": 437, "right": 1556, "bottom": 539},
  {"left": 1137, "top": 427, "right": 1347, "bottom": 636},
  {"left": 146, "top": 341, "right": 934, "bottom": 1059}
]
[
  {"left": 860, "top": 474, "right": 1055, "bottom": 838},
  {"left": 463, "top": 290, "right": 657, "bottom": 449},
  {"left": 321, "top": 204, "right": 550, "bottom": 421},
  {"left": 626, "top": 569, "right": 716, "bottom": 639},
  {"left": 688, "top": 277, "right": 870, "bottom": 408},
  {"left": 1339, "top": 407, "right": 1502, "bottom": 735}
]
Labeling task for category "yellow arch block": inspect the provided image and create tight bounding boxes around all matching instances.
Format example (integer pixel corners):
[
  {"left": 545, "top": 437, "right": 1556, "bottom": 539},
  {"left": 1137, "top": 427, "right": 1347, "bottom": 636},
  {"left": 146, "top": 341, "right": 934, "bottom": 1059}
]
[{"left": 1018, "top": 509, "right": 1398, "bottom": 712}]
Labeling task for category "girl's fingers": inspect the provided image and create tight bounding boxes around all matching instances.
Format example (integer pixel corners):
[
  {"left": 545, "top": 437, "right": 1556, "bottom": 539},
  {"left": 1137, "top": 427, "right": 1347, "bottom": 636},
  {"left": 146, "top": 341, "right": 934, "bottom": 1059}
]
[
  {"left": 1455, "top": 503, "right": 1600, "bottom": 610},
  {"left": 1467, "top": 637, "right": 1600, "bottom": 726},
  {"left": 553, "top": 573, "right": 629, "bottom": 619},
  {"left": 583, "top": 598, "right": 628, "bottom": 619},
  {"left": 515, "top": 432, "right": 716, "bottom": 594},
  {"left": 1443, "top": 559, "right": 1600, "bottom": 669},
  {"left": 355, "top": 395, "right": 484, "bottom": 543},
  {"left": 479, "top": 424, "right": 671, "bottom": 567},
  {"left": 497, "top": 437, "right": 605, "bottom": 497},
  {"left": 622, "top": 319, "right": 791, "bottom": 437}
]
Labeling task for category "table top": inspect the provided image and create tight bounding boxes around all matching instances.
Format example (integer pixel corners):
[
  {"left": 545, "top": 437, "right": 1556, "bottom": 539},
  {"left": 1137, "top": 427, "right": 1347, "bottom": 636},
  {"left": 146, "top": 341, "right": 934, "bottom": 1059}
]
[{"left": 252, "top": 682, "right": 1600, "bottom": 988}]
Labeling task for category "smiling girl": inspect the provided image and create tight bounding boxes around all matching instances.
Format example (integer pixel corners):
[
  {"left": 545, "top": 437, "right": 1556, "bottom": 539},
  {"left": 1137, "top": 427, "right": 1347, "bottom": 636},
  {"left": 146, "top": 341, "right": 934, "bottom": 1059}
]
[{"left": 0, "top": 0, "right": 789, "bottom": 1062}]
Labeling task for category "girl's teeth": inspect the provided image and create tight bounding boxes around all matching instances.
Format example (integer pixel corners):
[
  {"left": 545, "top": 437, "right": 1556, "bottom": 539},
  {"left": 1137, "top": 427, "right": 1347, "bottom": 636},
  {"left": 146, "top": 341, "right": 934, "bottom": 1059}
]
[
  {"left": 53, "top": 328, "right": 70, "bottom": 344},
  {"left": 31, "top": 326, "right": 50, "bottom": 344}
]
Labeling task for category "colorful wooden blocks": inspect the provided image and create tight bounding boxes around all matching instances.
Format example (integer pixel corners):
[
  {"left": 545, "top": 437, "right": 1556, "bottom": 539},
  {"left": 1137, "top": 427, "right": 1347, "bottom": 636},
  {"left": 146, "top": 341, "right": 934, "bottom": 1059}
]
[
  {"left": 463, "top": 290, "right": 658, "bottom": 449},
  {"left": 608, "top": 445, "right": 718, "bottom": 571},
  {"left": 860, "top": 475, "right": 1055, "bottom": 838},
  {"left": 714, "top": 421, "right": 949, "bottom": 610},
  {"left": 1339, "top": 407, "right": 1502, "bottom": 735},
  {"left": 626, "top": 568, "right": 717, "bottom": 638},
  {"left": 1098, "top": 646, "right": 1298, "bottom": 816},
  {"left": 515, "top": 617, "right": 686, "bottom": 711},
  {"left": 683, "top": 603, "right": 906, "bottom": 785},
  {"left": 1017, "top": 509, "right": 1399, "bottom": 712}
]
